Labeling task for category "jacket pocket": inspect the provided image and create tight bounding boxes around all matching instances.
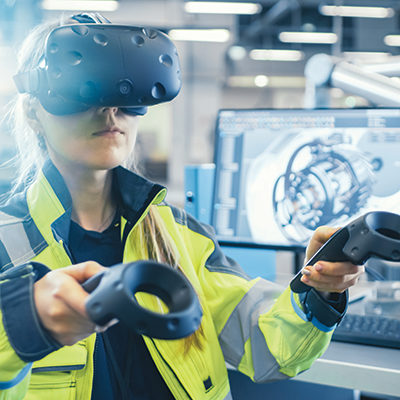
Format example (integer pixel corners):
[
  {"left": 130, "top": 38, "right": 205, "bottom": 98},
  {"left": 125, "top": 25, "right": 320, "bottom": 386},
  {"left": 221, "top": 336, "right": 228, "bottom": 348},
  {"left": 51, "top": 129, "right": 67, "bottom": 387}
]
[{"left": 24, "top": 343, "right": 87, "bottom": 400}]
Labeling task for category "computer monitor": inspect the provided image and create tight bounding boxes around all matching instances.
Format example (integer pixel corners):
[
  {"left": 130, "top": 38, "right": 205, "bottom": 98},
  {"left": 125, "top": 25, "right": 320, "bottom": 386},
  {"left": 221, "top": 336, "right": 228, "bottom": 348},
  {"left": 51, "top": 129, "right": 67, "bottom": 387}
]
[{"left": 212, "top": 108, "right": 400, "bottom": 248}]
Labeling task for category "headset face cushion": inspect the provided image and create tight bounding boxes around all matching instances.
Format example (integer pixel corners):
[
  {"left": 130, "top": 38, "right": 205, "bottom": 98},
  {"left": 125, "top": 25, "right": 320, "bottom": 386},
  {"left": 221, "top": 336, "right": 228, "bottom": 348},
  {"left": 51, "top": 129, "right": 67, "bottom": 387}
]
[
  {"left": 120, "top": 107, "right": 148, "bottom": 116},
  {"left": 38, "top": 89, "right": 148, "bottom": 116}
]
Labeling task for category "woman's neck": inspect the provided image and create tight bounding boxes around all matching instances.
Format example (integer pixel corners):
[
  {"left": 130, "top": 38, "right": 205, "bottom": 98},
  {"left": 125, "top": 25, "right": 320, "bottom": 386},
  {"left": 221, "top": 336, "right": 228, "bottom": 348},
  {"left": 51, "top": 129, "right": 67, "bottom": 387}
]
[{"left": 53, "top": 159, "right": 117, "bottom": 232}]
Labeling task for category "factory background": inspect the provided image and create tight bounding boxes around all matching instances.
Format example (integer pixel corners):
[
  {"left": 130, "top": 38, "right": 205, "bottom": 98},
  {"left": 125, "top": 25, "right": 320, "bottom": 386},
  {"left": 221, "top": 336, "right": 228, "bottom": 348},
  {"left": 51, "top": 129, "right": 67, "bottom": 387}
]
[
  {"left": 1, "top": 2, "right": 400, "bottom": 399},
  {"left": 1, "top": 0, "right": 399, "bottom": 206}
]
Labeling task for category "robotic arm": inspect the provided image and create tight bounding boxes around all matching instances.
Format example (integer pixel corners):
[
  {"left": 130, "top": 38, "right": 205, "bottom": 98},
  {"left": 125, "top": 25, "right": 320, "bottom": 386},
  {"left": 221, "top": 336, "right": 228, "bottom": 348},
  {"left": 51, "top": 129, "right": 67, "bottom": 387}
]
[{"left": 304, "top": 53, "right": 400, "bottom": 108}]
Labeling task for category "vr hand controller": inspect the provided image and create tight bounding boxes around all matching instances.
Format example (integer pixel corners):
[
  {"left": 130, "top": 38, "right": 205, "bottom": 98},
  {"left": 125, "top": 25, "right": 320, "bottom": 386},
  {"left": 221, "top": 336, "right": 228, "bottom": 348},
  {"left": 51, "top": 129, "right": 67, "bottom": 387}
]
[
  {"left": 290, "top": 211, "right": 400, "bottom": 294},
  {"left": 82, "top": 261, "right": 202, "bottom": 340}
]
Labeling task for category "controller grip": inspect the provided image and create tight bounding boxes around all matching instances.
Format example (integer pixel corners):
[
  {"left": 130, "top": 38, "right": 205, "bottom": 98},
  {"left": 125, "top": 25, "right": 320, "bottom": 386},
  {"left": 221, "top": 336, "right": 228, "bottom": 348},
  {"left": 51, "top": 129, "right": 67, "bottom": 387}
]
[
  {"left": 82, "top": 271, "right": 105, "bottom": 293},
  {"left": 290, "top": 228, "right": 350, "bottom": 293},
  {"left": 290, "top": 211, "right": 400, "bottom": 294},
  {"left": 80, "top": 261, "right": 203, "bottom": 339}
]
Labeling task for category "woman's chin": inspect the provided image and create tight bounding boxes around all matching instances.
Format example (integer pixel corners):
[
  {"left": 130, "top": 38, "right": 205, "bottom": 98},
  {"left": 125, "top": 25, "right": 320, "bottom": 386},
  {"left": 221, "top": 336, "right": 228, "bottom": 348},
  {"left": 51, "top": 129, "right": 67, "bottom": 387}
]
[{"left": 82, "top": 152, "right": 130, "bottom": 171}]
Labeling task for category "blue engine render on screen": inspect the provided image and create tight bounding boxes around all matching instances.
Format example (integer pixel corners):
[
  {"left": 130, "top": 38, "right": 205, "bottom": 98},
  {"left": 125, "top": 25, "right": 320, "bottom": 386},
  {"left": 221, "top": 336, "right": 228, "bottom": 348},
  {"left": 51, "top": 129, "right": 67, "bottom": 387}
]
[{"left": 212, "top": 108, "right": 400, "bottom": 248}]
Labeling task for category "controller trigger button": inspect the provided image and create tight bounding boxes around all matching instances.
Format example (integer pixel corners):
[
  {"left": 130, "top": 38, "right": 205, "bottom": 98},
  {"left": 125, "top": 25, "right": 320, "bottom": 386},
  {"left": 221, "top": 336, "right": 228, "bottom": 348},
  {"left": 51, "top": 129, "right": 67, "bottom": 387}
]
[{"left": 351, "top": 247, "right": 359, "bottom": 256}]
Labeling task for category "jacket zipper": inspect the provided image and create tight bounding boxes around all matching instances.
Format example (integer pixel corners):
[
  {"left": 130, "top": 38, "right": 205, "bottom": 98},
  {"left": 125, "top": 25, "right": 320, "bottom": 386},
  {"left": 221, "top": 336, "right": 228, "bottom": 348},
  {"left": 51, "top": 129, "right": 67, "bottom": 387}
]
[
  {"left": 121, "top": 220, "right": 133, "bottom": 248},
  {"left": 53, "top": 236, "right": 75, "bottom": 266},
  {"left": 189, "top": 347, "right": 213, "bottom": 392},
  {"left": 92, "top": 335, "right": 99, "bottom": 394},
  {"left": 150, "top": 338, "right": 193, "bottom": 400},
  {"left": 61, "top": 239, "right": 76, "bottom": 263}
]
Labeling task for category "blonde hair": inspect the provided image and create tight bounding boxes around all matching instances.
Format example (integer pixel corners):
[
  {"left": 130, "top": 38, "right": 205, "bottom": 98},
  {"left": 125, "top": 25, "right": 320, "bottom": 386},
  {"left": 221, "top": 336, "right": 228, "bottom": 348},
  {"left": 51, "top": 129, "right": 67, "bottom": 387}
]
[
  {"left": 8, "top": 16, "right": 70, "bottom": 193},
  {"left": 10, "top": 15, "right": 203, "bottom": 350}
]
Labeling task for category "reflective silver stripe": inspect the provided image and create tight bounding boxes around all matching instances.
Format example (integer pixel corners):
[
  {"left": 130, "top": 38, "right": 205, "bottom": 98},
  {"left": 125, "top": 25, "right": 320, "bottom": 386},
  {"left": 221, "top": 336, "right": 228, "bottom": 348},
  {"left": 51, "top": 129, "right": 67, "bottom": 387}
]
[
  {"left": 223, "top": 391, "right": 233, "bottom": 400},
  {"left": 250, "top": 319, "right": 288, "bottom": 382},
  {"left": 219, "top": 279, "right": 288, "bottom": 382},
  {"left": 0, "top": 221, "right": 35, "bottom": 267},
  {"left": 0, "top": 211, "right": 25, "bottom": 226}
]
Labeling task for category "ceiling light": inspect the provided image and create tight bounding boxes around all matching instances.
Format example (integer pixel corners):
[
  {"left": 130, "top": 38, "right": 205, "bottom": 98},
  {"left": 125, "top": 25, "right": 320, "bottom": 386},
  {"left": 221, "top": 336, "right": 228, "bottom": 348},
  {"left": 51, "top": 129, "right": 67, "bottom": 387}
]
[
  {"left": 227, "top": 75, "right": 258, "bottom": 87},
  {"left": 279, "top": 31, "right": 337, "bottom": 44},
  {"left": 184, "top": 1, "right": 261, "bottom": 15},
  {"left": 342, "top": 51, "right": 391, "bottom": 61},
  {"left": 319, "top": 5, "right": 394, "bottom": 18},
  {"left": 254, "top": 75, "right": 269, "bottom": 87},
  {"left": 168, "top": 29, "right": 231, "bottom": 43},
  {"left": 228, "top": 46, "right": 247, "bottom": 60},
  {"left": 249, "top": 49, "right": 304, "bottom": 61},
  {"left": 227, "top": 75, "right": 305, "bottom": 88},
  {"left": 384, "top": 35, "right": 400, "bottom": 47},
  {"left": 41, "top": 0, "right": 118, "bottom": 11},
  {"left": 268, "top": 76, "right": 305, "bottom": 88}
]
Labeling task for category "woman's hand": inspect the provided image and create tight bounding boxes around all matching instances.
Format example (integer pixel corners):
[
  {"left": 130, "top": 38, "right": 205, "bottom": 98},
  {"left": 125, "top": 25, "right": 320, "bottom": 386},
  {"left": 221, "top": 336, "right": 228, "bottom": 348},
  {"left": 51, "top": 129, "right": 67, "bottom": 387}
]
[
  {"left": 34, "top": 261, "right": 106, "bottom": 345},
  {"left": 301, "top": 226, "right": 365, "bottom": 293}
]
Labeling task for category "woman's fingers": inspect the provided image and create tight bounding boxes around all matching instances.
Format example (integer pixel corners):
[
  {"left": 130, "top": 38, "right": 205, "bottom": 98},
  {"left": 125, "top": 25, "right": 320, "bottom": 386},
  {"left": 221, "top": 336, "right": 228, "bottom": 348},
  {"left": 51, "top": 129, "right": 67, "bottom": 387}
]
[
  {"left": 304, "top": 226, "right": 366, "bottom": 293},
  {"left": 59, "top": 261, "right": 106, "bottom": 283},
  {"left": 304, "top": 261, "right": 361, "bottom": 276},
  {"left": 34, "top": 261, "right": 106, "bottom": 345},
  {"left": 305, "top": 226, "right": 339, "bottom": 262},
  {"left": 52, "top": 261, "right": 106, "bottom": 316},
  {"left": 300, "top": 262, "right": 365, "bottom": 293}
]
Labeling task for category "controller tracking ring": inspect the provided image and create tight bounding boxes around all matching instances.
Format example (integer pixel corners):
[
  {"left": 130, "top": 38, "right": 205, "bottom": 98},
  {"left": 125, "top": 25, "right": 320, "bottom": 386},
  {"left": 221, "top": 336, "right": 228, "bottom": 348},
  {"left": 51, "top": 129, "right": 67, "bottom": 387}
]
[{"left": 83, "top": 260, "right": 202, "bottom": 339}]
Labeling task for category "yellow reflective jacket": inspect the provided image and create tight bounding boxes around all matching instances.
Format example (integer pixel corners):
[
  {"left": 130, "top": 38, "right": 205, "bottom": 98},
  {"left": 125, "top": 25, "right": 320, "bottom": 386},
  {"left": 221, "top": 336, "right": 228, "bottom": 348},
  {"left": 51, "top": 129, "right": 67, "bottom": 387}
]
[{"left": 0, "top": 160, "right": 339, "bottom": 399}]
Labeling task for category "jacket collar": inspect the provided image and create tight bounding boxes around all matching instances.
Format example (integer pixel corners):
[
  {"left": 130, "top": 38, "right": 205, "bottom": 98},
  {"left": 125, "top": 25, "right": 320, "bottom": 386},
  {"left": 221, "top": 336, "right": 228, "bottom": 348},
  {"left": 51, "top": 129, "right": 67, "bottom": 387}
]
[{"left": 27, "top": 159, "right": 167, "bottom": 245}]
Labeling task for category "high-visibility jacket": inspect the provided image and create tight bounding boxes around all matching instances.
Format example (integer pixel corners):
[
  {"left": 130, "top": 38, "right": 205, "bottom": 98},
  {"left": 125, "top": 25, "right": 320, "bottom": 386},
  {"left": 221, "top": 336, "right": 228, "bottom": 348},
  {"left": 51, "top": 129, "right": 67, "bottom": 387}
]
[{"left": 0, "top": 160, "right": 344, "bottom": 399}]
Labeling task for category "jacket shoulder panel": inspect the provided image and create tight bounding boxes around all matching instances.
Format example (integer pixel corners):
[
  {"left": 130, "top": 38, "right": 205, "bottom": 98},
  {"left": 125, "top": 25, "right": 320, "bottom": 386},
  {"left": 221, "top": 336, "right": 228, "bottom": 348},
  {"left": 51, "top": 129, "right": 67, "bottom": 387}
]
[
  {"left": 0, "top": 208, "right": 47, "bottom": 271},
  {"left": 159, "top": 203, "right": 249, "bottom": 280}
]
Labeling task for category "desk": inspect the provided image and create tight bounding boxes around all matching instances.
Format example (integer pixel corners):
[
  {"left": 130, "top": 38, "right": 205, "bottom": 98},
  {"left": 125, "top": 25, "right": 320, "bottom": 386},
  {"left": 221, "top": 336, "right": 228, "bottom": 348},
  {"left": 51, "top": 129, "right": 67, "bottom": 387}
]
[
  {"left": 228, "top": 341, "right": 400, "bottom": 399},
  {"left": 294, "top": 341, "right": 400, "bottom": 397}
]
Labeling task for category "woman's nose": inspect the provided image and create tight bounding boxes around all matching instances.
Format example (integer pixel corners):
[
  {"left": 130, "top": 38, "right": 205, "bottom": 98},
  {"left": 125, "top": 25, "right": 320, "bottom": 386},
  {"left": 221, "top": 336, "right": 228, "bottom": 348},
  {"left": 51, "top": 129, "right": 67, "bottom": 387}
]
[{"left": 98, "top": 106, "right": 118, "bottom": 114}]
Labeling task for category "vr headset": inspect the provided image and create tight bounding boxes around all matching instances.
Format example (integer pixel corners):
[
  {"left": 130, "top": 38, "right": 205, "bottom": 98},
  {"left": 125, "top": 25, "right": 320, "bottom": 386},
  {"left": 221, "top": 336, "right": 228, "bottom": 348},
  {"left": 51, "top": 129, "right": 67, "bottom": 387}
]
[{"left": 13, "top": 18, "right": 181, "bottom": 116}]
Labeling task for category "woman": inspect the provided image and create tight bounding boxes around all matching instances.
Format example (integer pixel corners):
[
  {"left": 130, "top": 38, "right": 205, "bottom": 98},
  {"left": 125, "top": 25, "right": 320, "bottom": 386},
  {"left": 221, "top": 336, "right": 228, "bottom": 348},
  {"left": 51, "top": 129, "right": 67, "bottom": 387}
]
[{"left": 0, "top": 13, "right": 363, "bottom": 400}]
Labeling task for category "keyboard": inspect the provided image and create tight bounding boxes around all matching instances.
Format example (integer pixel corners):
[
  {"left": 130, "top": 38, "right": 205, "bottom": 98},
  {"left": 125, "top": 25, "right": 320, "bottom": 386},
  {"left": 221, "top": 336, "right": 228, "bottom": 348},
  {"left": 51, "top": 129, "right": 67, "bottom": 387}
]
[{"left": 332, "top": 313, "right": 400, "bottom": 349}]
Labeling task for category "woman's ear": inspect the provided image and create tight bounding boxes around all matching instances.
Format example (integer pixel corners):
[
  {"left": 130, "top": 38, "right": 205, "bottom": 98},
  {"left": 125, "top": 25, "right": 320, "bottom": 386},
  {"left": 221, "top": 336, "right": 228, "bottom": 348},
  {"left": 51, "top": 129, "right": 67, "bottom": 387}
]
[{"left": 23, "top": 97, "right": 44, "bottom": 133}]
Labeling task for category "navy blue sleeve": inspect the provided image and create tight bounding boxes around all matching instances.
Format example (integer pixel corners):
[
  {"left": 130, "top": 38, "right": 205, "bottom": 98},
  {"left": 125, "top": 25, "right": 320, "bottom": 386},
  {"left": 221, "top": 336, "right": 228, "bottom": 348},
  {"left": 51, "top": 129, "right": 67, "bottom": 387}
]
[
  {"left": 0, "top": 262, "right": 62, "bottom": 362},
  {"left": 299, "top": 289, "right": 348, "bottom": 330}
]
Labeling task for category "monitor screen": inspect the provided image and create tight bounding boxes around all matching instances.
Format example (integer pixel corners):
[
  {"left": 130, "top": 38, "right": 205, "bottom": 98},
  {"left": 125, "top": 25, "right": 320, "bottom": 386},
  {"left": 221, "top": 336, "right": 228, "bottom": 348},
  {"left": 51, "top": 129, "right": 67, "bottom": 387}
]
[{"left": 212, "top": 108, "right": 400, "bottom": 248}]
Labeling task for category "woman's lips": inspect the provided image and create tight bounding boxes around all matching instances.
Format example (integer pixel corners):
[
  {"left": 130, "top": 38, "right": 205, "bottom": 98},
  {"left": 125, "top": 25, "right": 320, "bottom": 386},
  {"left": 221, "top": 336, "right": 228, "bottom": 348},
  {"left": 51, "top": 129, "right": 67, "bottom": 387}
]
[{"left": 93, "top": 126, "right": 124, "bottom": 136}]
